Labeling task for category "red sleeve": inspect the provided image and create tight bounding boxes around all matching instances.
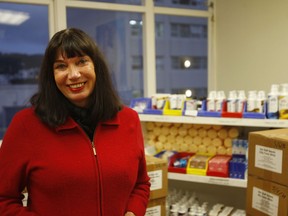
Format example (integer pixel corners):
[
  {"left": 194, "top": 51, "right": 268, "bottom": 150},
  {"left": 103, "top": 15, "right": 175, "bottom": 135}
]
[
  {"left": 0, "top": 112, "right": 39, "bottom": 216},
  {"left": 125, "top": 113, "right": 151, "bottom": 215}
]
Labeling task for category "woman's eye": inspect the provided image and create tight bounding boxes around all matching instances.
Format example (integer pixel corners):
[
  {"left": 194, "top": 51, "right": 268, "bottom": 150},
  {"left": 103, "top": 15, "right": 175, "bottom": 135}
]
[
  {"left": 54, "top": 64, "right": 66, "bottom": 70},
  {"left": 78, "top": 58, "right": 88, "bottom": 65}
]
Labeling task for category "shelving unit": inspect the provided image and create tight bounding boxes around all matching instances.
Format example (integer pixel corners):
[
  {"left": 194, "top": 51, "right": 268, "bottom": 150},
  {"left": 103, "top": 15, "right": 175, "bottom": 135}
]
[
  {"left": 140, "top": 114, "right": 288, "bottom": 209},
  {"left": 139, "top": 114, "right": 288, "bottom": 128},
  {"left": 168, "top": 172, "right": 247, "bottom": 188}
]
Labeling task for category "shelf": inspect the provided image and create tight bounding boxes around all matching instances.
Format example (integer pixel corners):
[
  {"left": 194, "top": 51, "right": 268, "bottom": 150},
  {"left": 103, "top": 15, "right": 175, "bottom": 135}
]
[
  {"left": 168, "top": 172, "right": 247, "bottom": 188},
  {"left": 139, "top": 114, "right": 288, "bottom": 128}
]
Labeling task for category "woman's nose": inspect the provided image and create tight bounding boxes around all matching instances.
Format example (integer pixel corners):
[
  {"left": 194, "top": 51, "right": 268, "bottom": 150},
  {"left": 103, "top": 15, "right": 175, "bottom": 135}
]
[{"left": 68, "top": 65, "right": 81, "bottom": 79}]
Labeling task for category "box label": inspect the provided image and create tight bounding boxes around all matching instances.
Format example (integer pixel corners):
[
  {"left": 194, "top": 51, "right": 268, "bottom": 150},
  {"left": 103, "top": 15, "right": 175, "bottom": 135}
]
[
  {"left": 145, "top": 205, "right": 161, "bottom": 216},
  {"left": 255, "top": 145, "right": 282, "bottom": 173},
  {"left": 252, "top": 186, "right": 279, "bottom": 216},
  {"left": 148, "top": 170, "right": 163, "bottom": 191}
]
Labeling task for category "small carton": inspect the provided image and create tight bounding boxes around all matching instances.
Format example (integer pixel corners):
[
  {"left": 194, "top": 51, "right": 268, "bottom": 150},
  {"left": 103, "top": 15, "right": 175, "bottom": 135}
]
[
  {"left": 248, "top": 128, "right": 288, "bottom": 186},
  {"left": 186, "top": 154, "right": 213, "bottom": 176},
  {"left": 246, "top": 174, "right": 288, "bottom": 216},
  {"left": 146, "top": 155, "right": 168, "bottom": 200},
  {"left": 207, "top": 155, "right": 232, "bottom": 178}
]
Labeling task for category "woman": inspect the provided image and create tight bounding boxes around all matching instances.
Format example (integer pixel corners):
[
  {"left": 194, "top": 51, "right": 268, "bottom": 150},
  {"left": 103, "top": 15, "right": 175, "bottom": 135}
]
[{"left": 0, "top": 28, "right": 150, "bottom": 216}]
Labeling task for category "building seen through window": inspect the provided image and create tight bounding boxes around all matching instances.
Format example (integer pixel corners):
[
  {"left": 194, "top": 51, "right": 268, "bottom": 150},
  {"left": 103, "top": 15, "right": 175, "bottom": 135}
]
[
  {"left": 0, "top": 1, "right": 208, "bottom": 139},
  {"left": 0, "top": 2, "right": 48, "bottom": 139}
]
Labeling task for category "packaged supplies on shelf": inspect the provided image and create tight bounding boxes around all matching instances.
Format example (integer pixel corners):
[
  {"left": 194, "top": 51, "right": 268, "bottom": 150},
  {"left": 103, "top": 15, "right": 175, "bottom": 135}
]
[
  {"left": 154, "top": 150, "right": 177, "bottom": 164},
  {"left": 248, "top": 128, "right": 288, "bottom": 186},
  {"left": 229, "top": 155, "right": 247, "bottom": 179},
  {"left": 231, "top": 139, "right": 248, "bottom": 157},
  {"left": 163, "top": 94, "right": 185, "bottom": 116},
  {"left": 246, "top": 175, "right": 288, "bottom": 216},
  {"left": 207, "top": 155, "right": 232, "bottom": 178},
  {"left": 221, "top": 100, "right": 243, "bottom": 118},
  {"left": 242, "top": 90, "right": 267, "bottom": 119},
  {"left": 130, "top": 97, "right": 152, "bottom": 113},
  {"left": 197, "top": 99, "right": 222, "bottom": 118},
  {"left": 186, "top": 154, "right": 214, "bottom": 176},
  {"left": 130, "top": 97, "right": 165, "bottom": 115},
  {"left": 145, "top": 155, "right": 168, "bottom": 200},
  {"left": 183, "top": 98, "right": 199, "bottom": 116},
  {"left": 168, "top": 152, "right": 195, "bottom": 174}
]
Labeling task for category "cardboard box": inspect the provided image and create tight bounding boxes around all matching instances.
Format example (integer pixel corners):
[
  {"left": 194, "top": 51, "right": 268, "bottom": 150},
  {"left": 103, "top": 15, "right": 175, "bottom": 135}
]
[
  {"left": 246, "top": 175, "right": 288, "bottom": 216},
  {"left": 248, "top": 128, "right": 288, "bottom": 186},
  {"left": 145, "top": 197, "right": 166, "bottom": 216},
  {"left": 146, "top": 155, "right": 168, "bottom": 200}
]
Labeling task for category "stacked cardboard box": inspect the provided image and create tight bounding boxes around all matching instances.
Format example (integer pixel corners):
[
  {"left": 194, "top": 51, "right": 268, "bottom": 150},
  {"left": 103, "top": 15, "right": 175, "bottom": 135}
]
[
  {"left": 145, "top": 155, "right": 168, "bottom": 216},
  {"left": 246, "top": 128, "right": 288, "bottom": 216}
]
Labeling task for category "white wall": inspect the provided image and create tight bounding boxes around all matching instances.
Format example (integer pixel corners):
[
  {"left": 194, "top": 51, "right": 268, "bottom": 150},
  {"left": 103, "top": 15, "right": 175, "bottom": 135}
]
[{"left": 214, "top": 0, "right": 288, "bottom": 94}]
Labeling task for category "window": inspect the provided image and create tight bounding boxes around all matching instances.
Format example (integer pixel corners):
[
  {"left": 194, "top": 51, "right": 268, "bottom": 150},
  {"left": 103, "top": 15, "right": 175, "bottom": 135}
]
[
  {"left": 75, "top": 0, "right": 141, "bottom": 5},
  {"left": 67, "top": 8, "right": 143, "bottom": 105},
  {"left": 0, "top": 0, "right": 211, "bottom": 138},
  {"left": 171, "top": 56, "right": 207, "bottom": 69},
  {"left": 156, "top": 15, "right": 208, "bottom": 96},
  {"left": 132, "top": 56, "right": 143, "bottom": 69},
  {"left": 129, "top": 19, "right": 142, "bottom": 36},
  {"left": 155, "top": 0, "right": 208, "bottom": 10},
  {"left": 155, "top": 21, "right": 164, "bottom": 37},
  {"left": 0, "top": 2, "right": 49, "bottom": 139},
  {"left": 171, "top": 23, "right": 207, "bottom": 38}
]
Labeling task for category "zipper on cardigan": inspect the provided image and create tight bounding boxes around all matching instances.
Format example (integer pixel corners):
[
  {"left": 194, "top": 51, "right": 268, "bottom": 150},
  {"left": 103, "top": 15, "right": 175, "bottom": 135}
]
[{"left": 92, "top": 141, "right": 96, "bottom": 155}]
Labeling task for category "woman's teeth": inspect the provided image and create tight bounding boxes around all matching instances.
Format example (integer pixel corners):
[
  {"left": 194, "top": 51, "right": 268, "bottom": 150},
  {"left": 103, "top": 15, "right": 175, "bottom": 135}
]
[{"left": 70, "top": 83, "right": 84, "bottom": 88}]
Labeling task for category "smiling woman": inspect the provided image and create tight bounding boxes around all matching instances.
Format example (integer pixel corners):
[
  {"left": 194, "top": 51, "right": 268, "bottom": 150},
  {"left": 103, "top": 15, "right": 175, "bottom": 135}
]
[{"left": 0, "top": 28, "right": 151, "bottom": 216}]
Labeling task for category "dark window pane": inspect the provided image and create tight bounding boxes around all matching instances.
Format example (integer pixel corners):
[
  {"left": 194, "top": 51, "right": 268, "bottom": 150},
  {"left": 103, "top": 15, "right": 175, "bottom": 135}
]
[
  {"left": 156, "top": 15, "right": 208, "bottom": 98},
  {"left": 0, "top": 3, "right": 49, "bottom": 139},
  {"left": 67, "top": 8, "right": 143, "bottom": 104},
  {"left": 154, "top": 0, "right": 208, "bottom": 10},
  {"left": 69, "top": 0, "right": 141, "bottom": 5}
]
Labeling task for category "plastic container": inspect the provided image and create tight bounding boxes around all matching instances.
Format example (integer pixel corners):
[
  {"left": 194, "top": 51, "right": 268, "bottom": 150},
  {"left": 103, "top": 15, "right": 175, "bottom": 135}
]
[
  {"left": 256, "top": 90, "right": 266, "bottom": 113},
  {"left": 246, "top": 90, "right": 257, "bottom": 112},
  {"left": 267, "top": 84, "right": 279, "bottom": 119},
  {"left": 279, "top": 83, "right": 288, "bottom": 119},
  {"left": 206, "top": 91, "right": 217, "bottom": 112},
  {"left": 215, "top": 91, "right": 226, "bottom": 112},
  {"left": 236, "top": 90, "right": 246, "bottom": 113},
  {"left": 227, "top": 90, "right": 237, "bottom": 112}
]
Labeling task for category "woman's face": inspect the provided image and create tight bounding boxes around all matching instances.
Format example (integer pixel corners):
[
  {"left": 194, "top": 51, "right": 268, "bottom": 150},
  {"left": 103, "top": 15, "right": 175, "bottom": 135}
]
[{"left": 53, "top": 52, "right": 96, "bottom": 108}]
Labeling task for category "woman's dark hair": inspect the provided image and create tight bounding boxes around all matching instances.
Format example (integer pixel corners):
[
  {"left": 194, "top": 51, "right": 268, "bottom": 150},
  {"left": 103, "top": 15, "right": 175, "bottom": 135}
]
[{"left": 30, "top": 28, "right": 122, "bottom": 127}]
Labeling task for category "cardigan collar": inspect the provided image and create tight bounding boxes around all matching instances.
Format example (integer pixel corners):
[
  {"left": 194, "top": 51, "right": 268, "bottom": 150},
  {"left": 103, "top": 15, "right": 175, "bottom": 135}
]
[{"left": 55, "top": 113, "right": 120, "bottom": 132}]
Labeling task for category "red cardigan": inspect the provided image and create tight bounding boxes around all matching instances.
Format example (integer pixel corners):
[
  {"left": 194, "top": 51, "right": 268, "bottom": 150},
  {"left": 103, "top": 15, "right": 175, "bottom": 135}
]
[{"left": 0, "top": 106, "right": 150, "bottom": 216}]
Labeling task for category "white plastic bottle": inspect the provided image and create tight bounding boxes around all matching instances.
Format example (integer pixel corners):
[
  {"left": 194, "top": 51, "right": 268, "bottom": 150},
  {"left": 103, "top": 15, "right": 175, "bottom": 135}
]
[
  {"left": 236, "top": 90, "right": 246, "bottom": 113},
  {"left": 215, "top": 91, "right": 226, "bottom": 112},
  {"left": 256, "top": 90, "right": 266, "bottom": 113},
  {"left": 267, "top": 84, "right": 279, "bottom": 119},
  {"left": 227, "top": 90, "right": 237, "bottom": 112},
  {"left": 279, "top": 83, "right": 288, "bottom": 119},
  {"left": 170, "top": 203, "right": 179, "bottom": 216},
  {"left": 246, "top": 91, "right": 257, "bottom": 112},
  {"left": 206, "top": 91, "right": 217, "bottom": 112}
]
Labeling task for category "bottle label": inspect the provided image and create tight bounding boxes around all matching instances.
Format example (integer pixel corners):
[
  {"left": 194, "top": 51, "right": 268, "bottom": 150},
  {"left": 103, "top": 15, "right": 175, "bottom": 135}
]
[{"left": 267, "top": 95, "right": 278, "bottom": 113}]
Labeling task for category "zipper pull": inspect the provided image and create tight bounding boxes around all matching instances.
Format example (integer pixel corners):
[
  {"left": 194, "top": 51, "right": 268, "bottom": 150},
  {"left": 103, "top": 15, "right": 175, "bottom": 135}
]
[
  {"left": 92, "top": 141, "right": 96, "bottom": 155},
  {"left": 92, "top": 147, "right": 96, "bottom": 156}
]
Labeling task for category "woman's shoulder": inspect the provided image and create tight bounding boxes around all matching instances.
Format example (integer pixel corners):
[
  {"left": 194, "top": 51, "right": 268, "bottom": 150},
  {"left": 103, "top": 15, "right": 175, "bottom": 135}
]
[
  {"left": 11, "top": 106, "right": 37, "bottom": 121},
  {"left": 119, "top": 105, "right": 138, "bottom": 117}
]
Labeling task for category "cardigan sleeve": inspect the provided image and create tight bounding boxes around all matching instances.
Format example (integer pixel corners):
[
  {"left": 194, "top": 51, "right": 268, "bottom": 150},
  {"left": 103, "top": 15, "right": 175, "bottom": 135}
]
[
  {"left": 0, "top": 112, "right": 39, "bottom": 216},
  {"left": 125, "top": 113, "right": 151, "bottom": 215}
]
